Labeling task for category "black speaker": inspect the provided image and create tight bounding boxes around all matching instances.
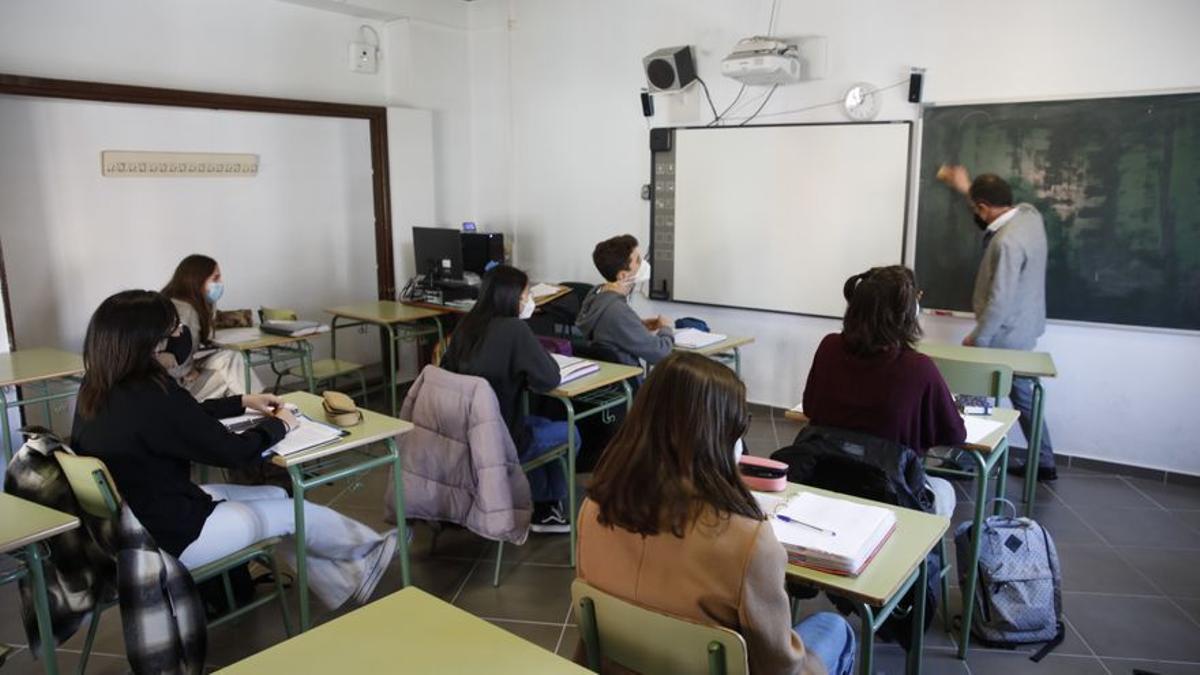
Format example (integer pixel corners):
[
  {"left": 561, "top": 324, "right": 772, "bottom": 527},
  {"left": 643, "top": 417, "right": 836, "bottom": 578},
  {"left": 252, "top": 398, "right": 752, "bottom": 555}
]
[
  {"left": 908, "top": 70, "right": 925, "bottom": 103},
  {"left": 640, "top": 90, "right": 655, "bottom": 117},
  {"left": 649, "top": 128, "right": 672, "bottom": 152},
  {"left": 642, "top": 46, "right": 697, "bottom": 92}
]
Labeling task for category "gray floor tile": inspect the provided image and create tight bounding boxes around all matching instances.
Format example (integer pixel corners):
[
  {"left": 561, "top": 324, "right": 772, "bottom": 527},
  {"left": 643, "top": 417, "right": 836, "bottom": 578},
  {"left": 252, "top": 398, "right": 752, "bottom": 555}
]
[
  {"left": 1049, "top": 476, "right": 1159, "bottom": 509},
  {"left": 967, "top": 652, "right": 1108, "bottom": 674},
  {"left": 1102, "top": 658, "right": 1200, "bottom": 674},
  {"left": 1065, "top": 593, "right": 1200, "bottom": 661},
  {"left": 414, "top": 522, "right": 493, "bottom": 561},
  {"left": 558, "top": 624, "right": 580, "bottom": 657},
  {"left": 940, "top": 587, "right": 1094, "bottom": 657},
  {"left": 1124, "top": 479, "right": 1200, "bottom": 511},
  {"left": 1116, "top": 547, "right": 1200, "bottom": 598},
  {"left": 377, "top": 553, "right": 476, "bottom": 601},
  {"left": 1, "top": 646, "right": 130, "bottom": 675},
  {"left": 487, "top": 619, "right": 568, "bottom": 653},
  {"left": 872, "top": 645, "right": 967, "bottom": 674},
  {"left": 496, "top": 532, "right": 572, "bottom": 567},
  {"left": 453, "top": 561, "right": 575, "bottom": 623},
  {"left": 1076, "top": 507, "right": 1200, "bottom": 549},
  {"left": 1173, "top": 597, "right": 1200, "bottom": 626},
  {"left": 203, "top": 596, "right": 295, "bottom": 668},
  {"left": 0, "top": 584, "right": 29, "bottom": 646},
  {"left": 1057, "top": 544, "right": 1160, "bottom": 595},
  {"left": 1173, "top": 510, "right": 1200, "bottom": 536},
  {"left": 1030, "top": 503, "right": 1107, "bottom": 545}
]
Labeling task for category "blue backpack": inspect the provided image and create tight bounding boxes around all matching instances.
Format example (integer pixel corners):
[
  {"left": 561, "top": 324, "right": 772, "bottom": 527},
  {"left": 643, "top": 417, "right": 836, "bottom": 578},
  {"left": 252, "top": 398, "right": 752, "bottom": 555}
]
[{"left": 954, "top": 499, "right": 1064, "bottom": 660}]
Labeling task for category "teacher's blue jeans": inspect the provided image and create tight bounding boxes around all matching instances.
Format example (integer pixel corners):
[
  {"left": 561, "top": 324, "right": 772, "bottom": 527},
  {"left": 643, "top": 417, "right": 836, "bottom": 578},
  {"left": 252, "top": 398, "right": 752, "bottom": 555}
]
[
  {"left": 521, "top": 416, "right": 581, "bottom": 503},
  {"left": 795, "top": 611, "right": 856, "bottom": 675}
]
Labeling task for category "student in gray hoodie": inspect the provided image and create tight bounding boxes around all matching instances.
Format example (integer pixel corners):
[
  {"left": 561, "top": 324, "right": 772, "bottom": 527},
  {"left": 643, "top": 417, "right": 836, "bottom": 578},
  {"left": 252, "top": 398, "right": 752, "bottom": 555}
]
[{"left": 576, "top": 234, "right": 675, "bottom": 369}]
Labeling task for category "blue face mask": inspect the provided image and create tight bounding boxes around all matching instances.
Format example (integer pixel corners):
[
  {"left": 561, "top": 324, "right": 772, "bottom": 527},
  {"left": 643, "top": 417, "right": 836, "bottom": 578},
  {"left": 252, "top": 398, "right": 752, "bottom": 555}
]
[{"left": 205, "top": 281, "right": 224, "bottom": 304}]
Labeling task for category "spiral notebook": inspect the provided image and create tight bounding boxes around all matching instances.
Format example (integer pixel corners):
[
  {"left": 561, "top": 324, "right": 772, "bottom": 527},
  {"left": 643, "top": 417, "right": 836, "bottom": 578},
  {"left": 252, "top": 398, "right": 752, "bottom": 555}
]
[{"left": 757, "top": 491, "right": 896, "bottom": 577}]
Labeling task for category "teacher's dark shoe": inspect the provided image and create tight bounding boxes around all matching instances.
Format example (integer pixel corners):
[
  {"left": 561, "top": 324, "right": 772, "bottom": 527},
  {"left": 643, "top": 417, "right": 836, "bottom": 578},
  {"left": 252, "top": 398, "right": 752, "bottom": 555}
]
[{"left": 1009, "top": 462, "right": 1057, "bottom": 481}]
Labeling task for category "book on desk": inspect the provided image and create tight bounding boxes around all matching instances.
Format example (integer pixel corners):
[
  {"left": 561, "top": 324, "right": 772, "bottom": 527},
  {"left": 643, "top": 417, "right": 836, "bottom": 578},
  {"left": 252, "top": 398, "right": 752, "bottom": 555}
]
[
  {"left": 673, "top": 328, "right": 727, "bottom": 349},
  {"left": 260, "top": 319, "right": 330, "bottom": 338},
  {"left": 221, "top": 406, "right": 348, "bottom": 457},
  {"left": 756, "top": 490, "right": 897, "bottom": 577},
  {"left": 551, "top": 354, "right": 600, "bottom": 384}
]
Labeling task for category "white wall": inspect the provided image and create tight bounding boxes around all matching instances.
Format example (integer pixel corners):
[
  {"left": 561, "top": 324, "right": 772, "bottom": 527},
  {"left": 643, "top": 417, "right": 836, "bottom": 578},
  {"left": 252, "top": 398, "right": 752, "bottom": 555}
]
[{"left": 463, "top": 0, "right": 1200, "bottom": 475}]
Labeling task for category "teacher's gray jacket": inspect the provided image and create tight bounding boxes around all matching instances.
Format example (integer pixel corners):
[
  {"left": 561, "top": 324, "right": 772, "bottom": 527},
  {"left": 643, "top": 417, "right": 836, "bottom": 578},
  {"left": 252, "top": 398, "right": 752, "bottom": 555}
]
[{"left": 969, "top": 203, "right": 1048, "bottom": 350}]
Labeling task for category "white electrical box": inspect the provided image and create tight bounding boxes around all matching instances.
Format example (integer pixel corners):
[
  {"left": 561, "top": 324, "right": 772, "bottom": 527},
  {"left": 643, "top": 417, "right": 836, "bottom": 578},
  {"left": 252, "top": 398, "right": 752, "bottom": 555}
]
[{"left": 349, "top": 42, "right": 378, "bottom": 74}]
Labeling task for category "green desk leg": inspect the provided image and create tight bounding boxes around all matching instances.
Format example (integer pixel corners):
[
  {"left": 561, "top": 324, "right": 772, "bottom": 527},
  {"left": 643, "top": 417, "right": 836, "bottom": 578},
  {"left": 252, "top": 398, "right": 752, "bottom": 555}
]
[
  {"left": 25, "top": 543, "right": 60, "bottom": 675},
  {"left": 382, "top": 323, "right": 398, "bottom": 417},
  {"left": 1, "top": 385, "right": 12, "bottom": 464},
  {"left": 957, "top": 440, "right": 1009, "bottom": 660},
  {"left": 733, "top": 347, "right": 742, "bottom": 378},
  {"left": 906, "top": 558, "right": 929, "bottom": 675},
  {"left": 299, "top": 341, "right": 316, "bottom": 393},
  {"left": 242, "top": 351, "right": 254, "bottom": 395},
  {"left": 1023, "top": 380, "right": 1046, "bottom": 514},
  {"left": 388, "top": 436, "right": 412, "bottom": 589}
]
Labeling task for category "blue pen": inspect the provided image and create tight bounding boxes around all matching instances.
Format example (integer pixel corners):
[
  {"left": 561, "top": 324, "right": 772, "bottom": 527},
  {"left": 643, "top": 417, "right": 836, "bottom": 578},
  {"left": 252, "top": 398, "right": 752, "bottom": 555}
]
[{"left": 776, "top": 514, "right": 836, "bottom": 536}]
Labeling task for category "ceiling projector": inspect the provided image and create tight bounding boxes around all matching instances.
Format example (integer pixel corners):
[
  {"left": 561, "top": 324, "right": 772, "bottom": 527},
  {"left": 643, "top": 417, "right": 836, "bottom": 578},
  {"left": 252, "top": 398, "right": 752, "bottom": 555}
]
[{"left": 721, "top": 36, "right": 802, "bottom": 86}]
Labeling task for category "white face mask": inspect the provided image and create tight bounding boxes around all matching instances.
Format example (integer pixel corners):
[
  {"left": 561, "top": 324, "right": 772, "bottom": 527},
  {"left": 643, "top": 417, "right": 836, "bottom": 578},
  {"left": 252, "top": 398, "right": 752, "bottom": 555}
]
[
  {"left": 733, "top": 437, "right": 745, "bottom": 464},
  {"left": 519, "top": 296, "right": 536, "bottom": 320},
  {"left": 632, "top": 260, "right": 652, "bottom": 284}
]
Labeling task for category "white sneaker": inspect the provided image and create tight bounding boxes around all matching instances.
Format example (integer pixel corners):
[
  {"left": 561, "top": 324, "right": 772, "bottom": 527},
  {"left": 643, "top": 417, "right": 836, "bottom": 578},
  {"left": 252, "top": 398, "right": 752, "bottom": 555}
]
[{"left": 353, "top": 529, "right": 397, "bottom": 605}]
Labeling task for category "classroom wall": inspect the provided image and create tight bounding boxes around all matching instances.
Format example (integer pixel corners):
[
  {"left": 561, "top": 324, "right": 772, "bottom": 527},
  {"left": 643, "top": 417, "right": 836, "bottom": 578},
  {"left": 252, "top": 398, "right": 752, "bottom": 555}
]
[{"left": 461, "top": 0, "right": 1200, "bottom": 475}]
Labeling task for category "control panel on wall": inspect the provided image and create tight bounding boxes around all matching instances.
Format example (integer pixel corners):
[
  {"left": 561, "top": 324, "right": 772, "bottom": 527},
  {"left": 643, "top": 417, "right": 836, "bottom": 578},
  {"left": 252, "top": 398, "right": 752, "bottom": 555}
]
[{"left": 648, "top": 127, "right": 676, "bottom": 301}]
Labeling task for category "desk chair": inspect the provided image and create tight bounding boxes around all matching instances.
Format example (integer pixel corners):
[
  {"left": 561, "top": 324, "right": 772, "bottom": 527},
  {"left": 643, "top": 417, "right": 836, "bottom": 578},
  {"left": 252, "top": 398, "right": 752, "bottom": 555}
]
[
  {"left": 260, "top": 308, "right": 367, "bottom": 403},
  {"left": 54, "top": 452, "right": 293, "bottom": 674},
  {"left": 572, "top": 580, "right": 749, "bottom": 675}
]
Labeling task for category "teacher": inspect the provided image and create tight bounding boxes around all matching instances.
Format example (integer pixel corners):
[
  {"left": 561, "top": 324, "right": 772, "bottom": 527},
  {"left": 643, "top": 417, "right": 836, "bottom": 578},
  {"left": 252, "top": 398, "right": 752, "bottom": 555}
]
[{"left": 937, "top": 166, "right": 1056, "bottom": 481}]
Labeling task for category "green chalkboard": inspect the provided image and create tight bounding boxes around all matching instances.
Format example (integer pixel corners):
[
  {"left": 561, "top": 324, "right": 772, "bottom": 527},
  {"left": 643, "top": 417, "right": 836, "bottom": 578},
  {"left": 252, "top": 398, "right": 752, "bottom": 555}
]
[{"left": 915, "top": 93, "right": 1200, "bottom": 331}]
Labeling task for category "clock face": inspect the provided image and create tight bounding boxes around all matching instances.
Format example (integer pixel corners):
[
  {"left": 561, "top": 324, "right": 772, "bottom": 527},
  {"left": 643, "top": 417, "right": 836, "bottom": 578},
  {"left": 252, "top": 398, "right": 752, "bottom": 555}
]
[{"left": 843, "top": 82, "right": 881, "bottom": 121}]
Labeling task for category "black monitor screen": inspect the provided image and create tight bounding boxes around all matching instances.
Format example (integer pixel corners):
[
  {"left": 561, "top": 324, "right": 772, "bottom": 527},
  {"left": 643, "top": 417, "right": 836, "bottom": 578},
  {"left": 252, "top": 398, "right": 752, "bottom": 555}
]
[
  {"left": 462, "top": 232, "right": 505, "bottom": 275},
  {"left": 412, "top": 227, "right": 463, "bottom": 281}
]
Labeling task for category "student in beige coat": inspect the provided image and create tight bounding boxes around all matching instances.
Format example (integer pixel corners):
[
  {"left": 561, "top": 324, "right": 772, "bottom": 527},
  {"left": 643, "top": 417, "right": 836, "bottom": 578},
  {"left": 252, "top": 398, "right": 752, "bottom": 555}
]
[{"left": 577, "top": 352, "right": 856, "bottom": 675}]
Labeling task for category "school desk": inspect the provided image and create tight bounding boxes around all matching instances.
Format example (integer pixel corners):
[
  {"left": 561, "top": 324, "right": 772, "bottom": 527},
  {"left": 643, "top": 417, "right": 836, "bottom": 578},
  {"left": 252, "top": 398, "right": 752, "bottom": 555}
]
[
  {"left": 0, "top": 348, "right": 85, "bottom": 464},
  {"left": 673, "top": 334, "right": 755, "bottom": 376},
  {"left": 211, "top": 328, "right": 318, "bottom": 395}
]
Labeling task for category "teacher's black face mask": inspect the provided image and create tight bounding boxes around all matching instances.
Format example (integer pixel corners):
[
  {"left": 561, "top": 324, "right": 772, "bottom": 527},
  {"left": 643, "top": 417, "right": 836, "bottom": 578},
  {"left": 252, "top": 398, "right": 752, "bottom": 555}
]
[
  {"left": 162, "top": 325, "right": 193, "bottom": 365},
  {"left": 973, "top": 214, "right": 990, "bottom": 231}
]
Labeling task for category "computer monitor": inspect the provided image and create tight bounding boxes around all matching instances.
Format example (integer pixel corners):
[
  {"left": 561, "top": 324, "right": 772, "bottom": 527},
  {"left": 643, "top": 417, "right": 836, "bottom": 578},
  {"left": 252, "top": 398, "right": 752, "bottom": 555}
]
[
  {"left": 461, "top": 232, "right": 505, "bottom": 275},
  {"left": 412, "top": 227, "right": 464, "bottom": 282}
]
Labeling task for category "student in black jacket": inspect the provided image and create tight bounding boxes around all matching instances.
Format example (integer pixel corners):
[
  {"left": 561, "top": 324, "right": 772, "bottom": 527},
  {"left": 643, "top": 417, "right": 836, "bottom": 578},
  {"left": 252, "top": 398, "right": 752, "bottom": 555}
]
[
  {"left": 71, "top": 290, "right": 396, "bottom": 609},
  {"left": 440, "top": 265, "right": 578, "bottom": 533}
]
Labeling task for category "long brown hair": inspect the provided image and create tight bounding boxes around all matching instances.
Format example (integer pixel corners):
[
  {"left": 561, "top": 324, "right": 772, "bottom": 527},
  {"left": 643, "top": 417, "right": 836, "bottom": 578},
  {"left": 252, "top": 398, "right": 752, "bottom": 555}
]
[
  {"left": 162, "top": 254, "right": 217, "bottom": 340},
  {"left": 841, "top": 265, "right": 923, "bottom": 357},
  {"left": 588, "top": 351, "right": 761, "bottom": 537},
  {"left": 78, "top": 290, "right": 178, "bottom": 418}
]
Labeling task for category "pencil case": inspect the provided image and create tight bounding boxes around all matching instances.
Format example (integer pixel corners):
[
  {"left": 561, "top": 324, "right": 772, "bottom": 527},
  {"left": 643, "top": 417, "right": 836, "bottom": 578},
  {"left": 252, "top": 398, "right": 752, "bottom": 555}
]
[{"left": 738, "top": 455, "right": 789, "bottom": 492}]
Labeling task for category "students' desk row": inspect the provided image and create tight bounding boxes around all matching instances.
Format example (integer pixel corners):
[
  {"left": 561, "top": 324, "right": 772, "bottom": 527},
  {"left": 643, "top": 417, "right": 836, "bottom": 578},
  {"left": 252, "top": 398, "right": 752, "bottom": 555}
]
[
  {"left": 402, "top": 283, "right": 574, "bottom": 315},
  {"left": 275, "top": 392, "right": 414, "bottom": 632},
  {"left": 917, "top": 341, "right": 1057, "bottom": 513},
  {"left": 0, "top": 348, "right": 85, "bottom": 464},
  {"left": 0, "top": 493, "right": 81, "bottom": 675},
  {"left": 218, "top": 586, "right": 589, "bottom": 674},
  {"left": 211, "top": 328, "right": 320, "bottom": 395},
  {"left": 673, "top": 334, "right": 755, "bottom": 377},
  {"left": 784, "top": 406, "right": 1020, "bottom": 660},
  {"left": 774, "top": 484, "right": 948, "bottom": 675}
]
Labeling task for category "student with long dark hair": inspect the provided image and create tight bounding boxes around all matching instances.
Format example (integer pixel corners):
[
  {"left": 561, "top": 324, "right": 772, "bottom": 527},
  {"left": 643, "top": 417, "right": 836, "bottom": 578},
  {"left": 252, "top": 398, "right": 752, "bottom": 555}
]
[
  {"left": 803, "top": 265, "right": 965, "bottom": 515},
  {"left": 162, "top": 254, "right": 263, "bottom": 398},
  {"left": 578, "top": 352, "right": 855, "bottom": 674},
  {"left": 440, "top": 265, "right": 578, "bottom": 533},
  {"left": 72, "top": 290, "right": 396, "bottom": 609}
]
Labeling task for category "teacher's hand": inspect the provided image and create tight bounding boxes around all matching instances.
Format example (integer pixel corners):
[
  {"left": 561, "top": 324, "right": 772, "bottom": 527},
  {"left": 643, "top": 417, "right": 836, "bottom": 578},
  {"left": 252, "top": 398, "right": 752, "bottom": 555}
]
[{"left": 937, "top": 164, "right": 971, "bottom": 195}]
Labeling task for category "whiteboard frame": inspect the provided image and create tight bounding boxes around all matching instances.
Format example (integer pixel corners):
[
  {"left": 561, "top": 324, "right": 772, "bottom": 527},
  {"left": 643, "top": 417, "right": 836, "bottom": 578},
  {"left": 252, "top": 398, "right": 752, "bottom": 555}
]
[{"left": 648, "top": 120, "right": 915, "bottom": 319}]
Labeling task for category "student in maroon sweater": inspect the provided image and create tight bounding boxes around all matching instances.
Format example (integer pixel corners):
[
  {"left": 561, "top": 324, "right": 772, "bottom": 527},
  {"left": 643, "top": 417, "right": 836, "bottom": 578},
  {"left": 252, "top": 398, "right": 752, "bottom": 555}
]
[{"left": 803, "top": 265, "right": 965, "bottom": 515}]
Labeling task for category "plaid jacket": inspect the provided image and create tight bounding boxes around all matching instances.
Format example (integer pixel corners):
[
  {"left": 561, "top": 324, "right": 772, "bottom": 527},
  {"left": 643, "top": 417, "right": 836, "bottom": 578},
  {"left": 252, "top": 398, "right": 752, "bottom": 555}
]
[{"left": 4, "top": 429, "right": 206, "bottom": 674}]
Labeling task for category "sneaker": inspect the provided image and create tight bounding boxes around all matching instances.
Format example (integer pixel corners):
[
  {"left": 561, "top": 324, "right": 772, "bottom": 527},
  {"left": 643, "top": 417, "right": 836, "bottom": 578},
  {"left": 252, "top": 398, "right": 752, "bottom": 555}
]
[
  {"left": 530, "top": 501, "right": 570, "bottom": 534},
  {"left": 353, "top": 529, "right": 397, "bottom": 605}
]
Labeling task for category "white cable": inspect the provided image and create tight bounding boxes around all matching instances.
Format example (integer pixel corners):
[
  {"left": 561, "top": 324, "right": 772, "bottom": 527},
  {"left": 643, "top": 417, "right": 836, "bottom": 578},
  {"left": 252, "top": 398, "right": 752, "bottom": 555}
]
[
  {"left": 767, "top": 0, "right": 781, "bottom": 34},
  {"left": 723, "top": 79, "right": 909, "bottom": 123}
]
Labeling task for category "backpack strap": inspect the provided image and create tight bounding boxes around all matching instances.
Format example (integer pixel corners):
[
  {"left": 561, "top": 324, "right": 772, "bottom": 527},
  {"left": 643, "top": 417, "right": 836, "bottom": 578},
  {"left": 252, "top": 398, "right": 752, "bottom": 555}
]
[{"left": 1029, "top": 622, "right": 1065, "bottom": 662}]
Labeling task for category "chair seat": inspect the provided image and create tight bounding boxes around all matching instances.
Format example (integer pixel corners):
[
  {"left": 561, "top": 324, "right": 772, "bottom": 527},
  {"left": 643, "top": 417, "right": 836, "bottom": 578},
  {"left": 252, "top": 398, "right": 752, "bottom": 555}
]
[
  {"left": 288, "top": 359, "right": 363, "bottom": 379},
  {"left": 190, "top": 536, "right": 286, "bottom": 582}
]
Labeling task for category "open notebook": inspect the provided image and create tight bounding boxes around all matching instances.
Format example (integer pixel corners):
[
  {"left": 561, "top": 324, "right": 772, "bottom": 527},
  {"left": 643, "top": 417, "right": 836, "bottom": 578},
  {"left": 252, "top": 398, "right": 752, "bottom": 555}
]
[
  {"left": 673, "top": 328, "right": 727, "bottom": 349},
  {"left": 551, "top": 354, "right": 599, "bottom": 384},
  {"left": 221, "top": 405, "right": 347, "bottom": 458},
  {"left": 756, "top": 490, "right": 896, "bottom": 576}
]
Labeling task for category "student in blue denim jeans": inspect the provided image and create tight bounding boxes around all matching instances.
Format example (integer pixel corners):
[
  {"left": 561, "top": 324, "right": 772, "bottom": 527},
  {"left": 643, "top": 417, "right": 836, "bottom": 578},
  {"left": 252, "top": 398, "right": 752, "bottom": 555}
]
[{"left": 441, "top": 265, "right": 579, "bottom": 533}]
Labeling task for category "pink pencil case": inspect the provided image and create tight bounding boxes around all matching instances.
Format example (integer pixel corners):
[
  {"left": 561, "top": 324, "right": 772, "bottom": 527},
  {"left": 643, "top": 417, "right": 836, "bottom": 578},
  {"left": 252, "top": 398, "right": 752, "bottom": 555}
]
[{"left": 738, "top": 455, "right": 789, "bottom": 492}]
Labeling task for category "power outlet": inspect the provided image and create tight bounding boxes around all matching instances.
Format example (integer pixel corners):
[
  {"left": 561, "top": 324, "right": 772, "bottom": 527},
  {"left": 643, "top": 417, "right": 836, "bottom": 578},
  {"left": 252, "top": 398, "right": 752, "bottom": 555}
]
[{"left": 349, "top": 42, "right": 378, "bottom": 74}]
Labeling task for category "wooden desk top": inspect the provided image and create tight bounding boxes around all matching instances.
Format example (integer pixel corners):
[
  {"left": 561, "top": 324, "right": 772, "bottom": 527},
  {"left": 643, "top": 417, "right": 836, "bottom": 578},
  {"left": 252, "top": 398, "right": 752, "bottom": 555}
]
[
  {"left": 0, "top": 493, "right": 80, "bottom": 554},
  {"left": 783, "top": 406, "right": 1019, "bottom": 454},
  {"left": 547, "top": 359, "right": 643, "bottom": 399},
  {"left": 917, "top": 342, "right": 1057, "bottom": 378},
  {"left": 269, "top": 392, "right": 413, "bottom": 468},
  {"left": 325, "top": 301, "right": 449, "bottom": 325},
  {"left": 216, "top": 586, "right": 590, "bottom": 674},
  {"left": 403, "top": 284, "right": 573, "bottom": 315},
  {"left": 212, "top": 328, "right": 315, "bottom": 352},
  {"left": 0, "top": 348, "right": 85, "bottom": 387},
  {"left": 763, "top": 485, "right": 948, "bottom": 607},
  {"left": 674, "top": 334, "right": 756, "bottom": 357}
]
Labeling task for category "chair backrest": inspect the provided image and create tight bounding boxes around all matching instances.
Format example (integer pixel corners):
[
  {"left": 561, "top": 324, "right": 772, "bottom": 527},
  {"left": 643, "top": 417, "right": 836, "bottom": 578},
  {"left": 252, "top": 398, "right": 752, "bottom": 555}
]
[
  {"left": 928, "top": 355, "right": 1014, "bottom": 400},
  {"left": 571, "top": 579, "right": 749, "bottom": 675},
  {"left": 259, "top": 307, "right": 299, "bottom": 322},
  {"left": 53, "top": 451, "right": 122, "bottom": 520}
]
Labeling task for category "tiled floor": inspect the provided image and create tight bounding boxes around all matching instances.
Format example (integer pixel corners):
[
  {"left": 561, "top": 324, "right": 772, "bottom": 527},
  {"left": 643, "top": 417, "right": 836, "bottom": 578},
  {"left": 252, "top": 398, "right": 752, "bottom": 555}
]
[{"left": 4, "top": 403, "right": 1200, "bottom": 673}]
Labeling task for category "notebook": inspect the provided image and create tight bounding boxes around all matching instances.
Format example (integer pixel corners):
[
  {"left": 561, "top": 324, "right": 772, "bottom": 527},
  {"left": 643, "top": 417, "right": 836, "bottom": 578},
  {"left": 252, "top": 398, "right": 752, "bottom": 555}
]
[
  {"left": 758, "top": 490, "right": 896, "bottom": 576},
  {"left": 530, "top": 282, "right": 564, "bottom": 299},
  {"left": 551, "top": 353, "right": 600, "bottom": 384},
  {"left": 221, "top": 406, "right": 348, "bottom": 457},
  {"left": 260, "top": 320, "right": 330, "bottom": 337},
  {"left": 673, "top": 327, "right": 727, "bottom": 349},
  {"left": 962, "top": 414, "right": 1005, "bottom": 445}
]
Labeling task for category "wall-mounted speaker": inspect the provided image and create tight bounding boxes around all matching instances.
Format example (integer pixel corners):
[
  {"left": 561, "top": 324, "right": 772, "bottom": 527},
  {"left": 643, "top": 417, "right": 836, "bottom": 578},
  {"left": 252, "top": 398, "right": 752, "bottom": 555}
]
[{"left": 642, "top": 46, "right": 697, "bottom": 92}]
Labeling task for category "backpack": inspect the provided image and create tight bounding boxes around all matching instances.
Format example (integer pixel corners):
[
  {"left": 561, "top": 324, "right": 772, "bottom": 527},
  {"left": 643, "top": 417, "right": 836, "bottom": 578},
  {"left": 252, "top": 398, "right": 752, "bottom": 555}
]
[{"left": 954, "top": 499, "right": 1064, "bottom": 660}]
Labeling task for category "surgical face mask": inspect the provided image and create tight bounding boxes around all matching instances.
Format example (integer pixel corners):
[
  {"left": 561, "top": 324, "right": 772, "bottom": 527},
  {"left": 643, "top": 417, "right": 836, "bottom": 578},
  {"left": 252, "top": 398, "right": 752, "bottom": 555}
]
[
  {"left": 205, "top": 281, "right": 224, "bottom": 304},
  {"left": 733, "top": 437, "right": 745, "bottom": 464},
  {"left": 632, "top": 260, "right": 652, "bottom": 284},
  {"left": 519, "top": 295, "right": 535, "bottom": 320}
]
